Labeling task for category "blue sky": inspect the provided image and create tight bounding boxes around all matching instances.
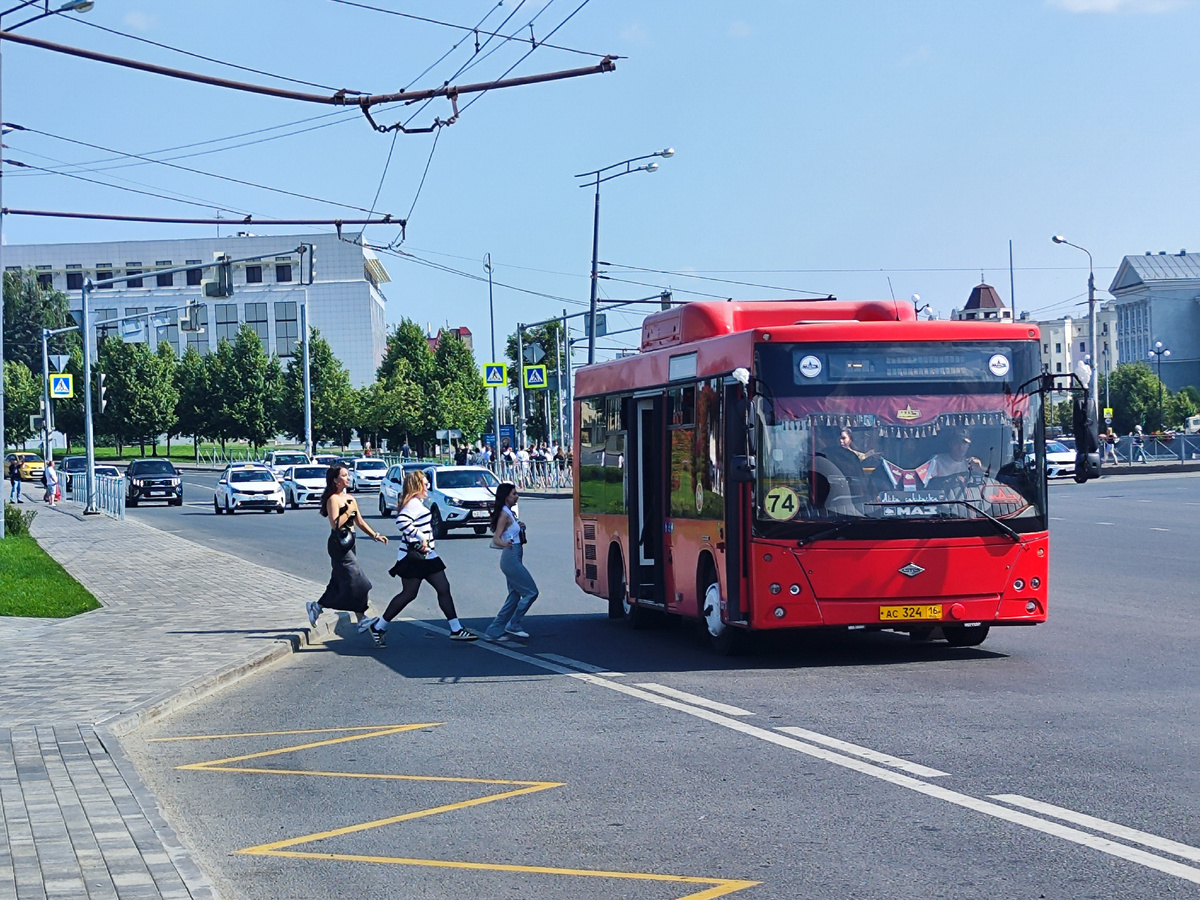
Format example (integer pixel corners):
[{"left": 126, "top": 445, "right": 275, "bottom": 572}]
[{"left": 4, "top": 0, "right": 1199, "bottom": 361}]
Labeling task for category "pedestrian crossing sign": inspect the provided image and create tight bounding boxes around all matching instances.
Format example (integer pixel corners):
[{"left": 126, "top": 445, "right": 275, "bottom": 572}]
[
  {"left": 49, "top": 374, "right": 74, "bottom": 398},
  {"left": 523, "top": 364, "right": 547, "bottom": 390},
  {"left": 483, "top": 363, "right": 507, "bottom": 387}
]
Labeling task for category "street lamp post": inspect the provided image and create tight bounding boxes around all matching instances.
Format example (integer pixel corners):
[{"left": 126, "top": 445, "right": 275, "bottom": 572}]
[
  {"left": 484, "top": 253, "right": 500, "bottom": 463},
  {"left": 0, "top": 0, "right": 96, "bottom": 537},
  {"left": 1149, "top": 340, "right": 1170, "bottom": 432},
  {"left": 1051, "top": 235, "right": 1100, "bottom": 463},
  {"left": 577, "top": 148, "right": 673, "bottom": 365}
]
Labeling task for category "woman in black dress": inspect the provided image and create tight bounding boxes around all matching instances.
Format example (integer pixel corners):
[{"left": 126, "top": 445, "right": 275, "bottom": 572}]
[{"left": 307, "top": 465, "right": 388, "bottom": 628}]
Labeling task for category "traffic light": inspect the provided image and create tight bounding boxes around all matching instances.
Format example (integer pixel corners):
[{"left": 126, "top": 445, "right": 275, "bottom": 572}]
[
  {"left": 98, "top": 373, "right": 107, "bottom": 414},
  {"left": 202, "top": 254, "right": 233, "bottom": 298},
  {"left": 660, "top": 290, "right": 673, "bottom": 310},
  {"left": 304, "top": 243, "right": 316, "bottom": 285},
  {"left": 180, "top": 302, "right": 205, "bottom": 333}
]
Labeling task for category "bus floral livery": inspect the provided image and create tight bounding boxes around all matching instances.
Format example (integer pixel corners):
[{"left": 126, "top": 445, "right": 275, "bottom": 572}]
[{"left": 573, "top": 300, "right": 1094, "bottom": 654}]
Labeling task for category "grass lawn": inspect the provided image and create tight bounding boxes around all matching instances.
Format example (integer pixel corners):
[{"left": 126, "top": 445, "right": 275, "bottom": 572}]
[{"left": 0, "top": 534, "right": 101, "bottom": 618}]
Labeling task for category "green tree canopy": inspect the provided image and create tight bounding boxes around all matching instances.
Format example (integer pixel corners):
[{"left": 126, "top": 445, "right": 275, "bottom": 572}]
[
  {"left": 1108, "top": 362, "right": 1160, "bottom": 433},
  {"left": 279, "top": 328, "right": 357, "bottom": 445},
  {"left": 225, "top": 325, "right": 282, "bottom": 451},
  {"left": 175, "top": 346, "right": 212, "bottom": 444},
  {"left": 3, "top": 360, "right": 40, "bottom": 448},
  {"left": 431, "top": 330, "right": 489, "bottom": 443},
  {"left": 95, "top": 338, "right": 179, "bottom": 453},
  {"left": 505, "top": 321, "right": 565, "bottom": 445},
  {"left": 2, "top": 270, "right": 79, "bottom": 373}
]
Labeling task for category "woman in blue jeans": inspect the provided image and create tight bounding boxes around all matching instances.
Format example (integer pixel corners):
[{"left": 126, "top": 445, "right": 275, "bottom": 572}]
[{"left": 485, "top": 483, "right": 539, "bottom": 641}]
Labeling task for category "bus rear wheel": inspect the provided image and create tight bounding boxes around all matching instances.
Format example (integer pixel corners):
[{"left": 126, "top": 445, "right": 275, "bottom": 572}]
[
  {"left": 943, "top": 624, "right": 990, "bottom": 647},
  {"left": 607, "top": 553, "right": 626, "bottom": 620}
]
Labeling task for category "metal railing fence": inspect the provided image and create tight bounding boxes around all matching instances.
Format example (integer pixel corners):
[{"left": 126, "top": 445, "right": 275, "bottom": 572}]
[
  {"left": 67, "top": 474, "right": 126, "bottom": 520},
  {"left": 1104, "top": 434, "right": 1200, "bottom": 465}
]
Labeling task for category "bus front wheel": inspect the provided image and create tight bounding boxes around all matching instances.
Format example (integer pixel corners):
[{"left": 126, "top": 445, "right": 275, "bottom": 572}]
[
  {"left": 702, "top": 575, "right": 741, "bottom": 656},
  {"left": 944, "top": 624, "right": 990, "bottom": 647},
  {"left": 607, "top": 553, "right": 626, "bottom": 619}
]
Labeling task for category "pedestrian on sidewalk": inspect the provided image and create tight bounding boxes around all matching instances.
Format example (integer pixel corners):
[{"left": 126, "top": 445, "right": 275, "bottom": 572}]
[
  {"left": 307, "top": 465, "right": 388, "bottom": 629},
  {"left": 8, "top": 457, "right": 23, "bottom": 503},
  {"left": 1102, "top": 428, "right": 1120, "bottom": 465},
  {"left": 484, "top": 483, "right": 539, "bottom": 642},
  {"left": 42, "top": 460, "right": 59, "bottom": 507},
  {"left": 360, "top": 470, "right": 478, "bottom": 647},
  {"left": 1131, "top": 425, "right": 1147, "bottom": 463}
]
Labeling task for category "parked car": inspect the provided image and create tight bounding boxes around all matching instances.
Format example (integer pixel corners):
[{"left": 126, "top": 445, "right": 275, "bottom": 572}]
[
  {"left": 94, "top": 465, "right": 121, "bottom": 479},
  {"left": 312, "top": 453, "right": 341, "bottom": 468},
  {"left": 348, "top": 457, "right": 388, "bottom": 492},
  {"left": 424, "top": 465, "right": 499, "bottom": 537},
  {"left": 262, "top": 450, "right": 311, "bottom": 482},
  {"left": 124, "top": 458, "right": 183, "bottom": 506},
  {"left": 282, "top": 464, "right": 328, "bottom": 509},
  {"left": 213, "top": 464, "right": 285, "bottom": 514},
  {"left": 378, "top": 462, "right": 439, "bottom": 517},
  {"left": 61, "top": 455, "right": 87, "bottom": 490},
  {"left": 5, "top": 451, "right": 45, "bottom": 482}
]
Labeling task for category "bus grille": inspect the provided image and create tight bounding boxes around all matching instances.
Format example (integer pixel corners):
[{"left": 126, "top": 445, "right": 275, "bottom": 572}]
[
  {"left": 584, "top": 544, "right": 597, "bottom": 561},
  {"left": 583, "top": 523, "right": 596, "bottom": 541},
  {"left": 584, "top": 563, "right": 598, "bottom": 580}
]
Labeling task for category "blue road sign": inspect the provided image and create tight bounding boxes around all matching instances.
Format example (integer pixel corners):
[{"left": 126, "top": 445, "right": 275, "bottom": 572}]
[
  {"left": 49, "top": 374, "right": 74, "bottom": 399},
  {"left": 483, "top": 363, "right": 507, "bottom": 387}
]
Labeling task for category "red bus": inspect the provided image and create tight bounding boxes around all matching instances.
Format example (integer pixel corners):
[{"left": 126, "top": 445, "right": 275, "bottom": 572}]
[{"left": 572, "top": 300, "right": 1095, "bottom": 653}]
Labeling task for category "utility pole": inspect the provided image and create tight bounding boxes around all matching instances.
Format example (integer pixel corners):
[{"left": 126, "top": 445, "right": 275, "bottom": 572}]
[
  {"left": 41, "top": 329, "right": 52, "bottom": 467},
  {"left": 81, "top": 281, "right": 97, "bottom": 514},
  {"left": 516, "top": 324, "right": 527, "bottom": 451},
  {"left": 485, "top": 254, "right": 500, "bottom": 461}
]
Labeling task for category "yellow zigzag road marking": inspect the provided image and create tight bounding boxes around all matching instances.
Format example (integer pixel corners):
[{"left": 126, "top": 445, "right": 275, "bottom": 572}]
[{"left": 161, "top": 724, "right": 761, "bottom": 900}]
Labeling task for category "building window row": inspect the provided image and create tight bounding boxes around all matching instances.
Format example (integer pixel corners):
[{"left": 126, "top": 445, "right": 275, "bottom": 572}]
[{"left": 11, "top": 256, "right": 300, "bottom": 291}]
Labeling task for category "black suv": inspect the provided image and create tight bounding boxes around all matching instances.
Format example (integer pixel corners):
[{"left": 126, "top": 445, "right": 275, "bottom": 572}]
[{"left": 125, "top": 459, "right": 183, "bottom": 507}]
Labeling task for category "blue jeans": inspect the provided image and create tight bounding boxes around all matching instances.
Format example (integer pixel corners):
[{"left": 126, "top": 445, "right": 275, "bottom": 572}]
[
  {"left": 8, "top": 478, "right": 21, "bottom": 502},
  {"left": 486, "top": 545, "right": 539, "bottom": 637}
]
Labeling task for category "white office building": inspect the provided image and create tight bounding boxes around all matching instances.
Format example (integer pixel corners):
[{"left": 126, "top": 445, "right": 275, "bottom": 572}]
[{"left": 4, "top": 231, "right": 390, "bottom": 386}]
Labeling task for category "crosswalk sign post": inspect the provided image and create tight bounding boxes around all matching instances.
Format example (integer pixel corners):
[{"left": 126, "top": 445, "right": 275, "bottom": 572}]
[
  {"left": 483, "top": 363, "right": 507, "bottom": 387},
  {"left": 49, "top": 374, "right": 74, "bottom": 399},
  {"left": 523, "top": 364, "right": 548, "bottom": 390}
]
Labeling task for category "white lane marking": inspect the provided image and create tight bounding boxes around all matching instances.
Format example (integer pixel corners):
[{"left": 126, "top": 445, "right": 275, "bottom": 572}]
[
  {"left": 1151, "top": 527, "right": 1170, "bottom": 532},
  {"left": 536, "top": 653, "right": 625, "bottom": 676},
  {"left": 1097, "top": 521, "right": 1116, "bottom": 526},
  {"left": 409, "top": 621, "right": 1200, "bottom": 885},
  {"left": 635, "top": 683, "right": 753, "bottom": 716},
  {"left": 991, "top": 794, "right": 1200, "bottom": 864},
  {"left": 777, "top": 726, "right": 947, "bottom": 778}
]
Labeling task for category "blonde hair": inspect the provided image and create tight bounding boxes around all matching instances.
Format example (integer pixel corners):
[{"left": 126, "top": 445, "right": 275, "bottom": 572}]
[{"left": 400, "top": 470, "right": 427, "bottom": 508}]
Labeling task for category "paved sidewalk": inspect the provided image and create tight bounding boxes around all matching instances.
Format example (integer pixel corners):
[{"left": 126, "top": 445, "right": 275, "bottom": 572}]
[{"left": 1, "top": 505, "right": 334, "bottom": 900}]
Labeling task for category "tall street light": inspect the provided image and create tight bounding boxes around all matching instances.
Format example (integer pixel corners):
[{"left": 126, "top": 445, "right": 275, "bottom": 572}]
[
  {"left": 484, "top": 253, "right": 500, "bottom": 461},
  {"left": 0, "top": 0, "right": 96, "bottom": 538},
  {"left": 1051, "top": 235, "right": 1100, "bottom": 463},
  {"left": 1149, "top": 340, "right": 1170, "bottom": 432},
  {"left": 577, "top": 148, "right": 673, "bottom": 364}
]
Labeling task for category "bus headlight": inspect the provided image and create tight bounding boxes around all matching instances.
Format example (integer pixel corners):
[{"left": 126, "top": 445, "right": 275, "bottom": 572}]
[{"left": 769, "top": 583, "right": 781, "bottom": 594}]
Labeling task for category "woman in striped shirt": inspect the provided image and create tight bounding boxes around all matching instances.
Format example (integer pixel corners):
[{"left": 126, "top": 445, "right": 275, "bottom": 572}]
[{"left": 360, "top": 470, "right": 478, "bottom": 647}]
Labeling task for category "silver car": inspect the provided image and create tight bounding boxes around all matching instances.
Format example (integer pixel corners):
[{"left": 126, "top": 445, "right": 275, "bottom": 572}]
[{"left": 282, "top": 464, "right": 328, "bottom": 508}]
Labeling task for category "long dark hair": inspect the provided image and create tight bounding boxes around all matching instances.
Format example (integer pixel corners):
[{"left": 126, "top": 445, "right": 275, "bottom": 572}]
[
  {"left": 490, "top": 482, "right": 516, "bottom": 531},
  {"left": 319, "top": 466, "right": 345, "bottom": 517}
]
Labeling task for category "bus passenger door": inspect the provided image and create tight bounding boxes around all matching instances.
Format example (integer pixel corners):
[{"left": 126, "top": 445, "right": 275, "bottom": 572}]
[
  {"left": 723, "top": 382, "right": 750, "bottom": 624},
  {"left": 628, "top": 394, "right": 666, "bottom": 604}
]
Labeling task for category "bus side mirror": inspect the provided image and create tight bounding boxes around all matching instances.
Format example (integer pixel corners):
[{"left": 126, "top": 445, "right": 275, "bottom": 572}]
[
  {"left": 1072, "top": 393, "right": 1100, "bottom": 483},
  {"left": 730, "top": 454, "right": 756, "bottom": 483}
]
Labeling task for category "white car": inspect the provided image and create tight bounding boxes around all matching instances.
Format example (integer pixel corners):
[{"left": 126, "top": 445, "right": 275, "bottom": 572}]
[
  {"left": 213, "top": 465, "right": 286, "bottom": 514},
  {"left": 378, "top": 462, "right": 438, "bottom": 517},
  {"left": 263, "top": 450, "right": 311, "bottom": 482},
  {"left": 348, "top": 457, "right": 388, "bottom": 492},
  {"left": 1044, "top": 440, "right": 1076, "bottom": 478},
  {"left": 424, "top": 465, "right": 499, "bottom": 538},
  {"left": 282, "top": 464, "right": 328, "bottom": 508}
]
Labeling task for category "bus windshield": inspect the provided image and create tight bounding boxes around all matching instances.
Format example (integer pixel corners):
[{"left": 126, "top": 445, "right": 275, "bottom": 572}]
[{"left": 753, "top": 341, "right": 1046, "bottom": 539}]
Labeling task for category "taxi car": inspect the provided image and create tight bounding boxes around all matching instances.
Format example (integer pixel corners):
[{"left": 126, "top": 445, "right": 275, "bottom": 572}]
[
  {"left": 5, "top": 452, "right": 45, "bottom": 482},
  {"left": 213, "top": 464, "right": 285, "bottom": 514}
]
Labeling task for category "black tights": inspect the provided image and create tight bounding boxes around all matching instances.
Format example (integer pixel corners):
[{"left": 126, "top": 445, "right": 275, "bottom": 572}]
[{"left": 381, "top": 570, "right": 459, "bottom": 623}]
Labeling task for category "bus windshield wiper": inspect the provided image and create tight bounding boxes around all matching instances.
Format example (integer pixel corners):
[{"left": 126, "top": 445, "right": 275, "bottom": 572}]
[
  {"left": 935, "top": 500, "right": 1022, "bottom": 543},
  {"left": 796, "top": 519, "right": 858, "bottom": 547}
]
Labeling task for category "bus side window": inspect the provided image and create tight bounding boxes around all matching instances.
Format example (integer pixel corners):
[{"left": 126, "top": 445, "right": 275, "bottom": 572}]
[{"left": 578, "top": 397, "right": 607, "bottom": 514}]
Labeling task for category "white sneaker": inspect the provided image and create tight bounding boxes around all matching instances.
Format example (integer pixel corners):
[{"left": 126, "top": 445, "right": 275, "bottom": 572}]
[
  {"left": 504, "top": 628, "right": 530, "bottom": 639},
  {"left": 306, "top": 601, "right": 322, "bottom": 627}
]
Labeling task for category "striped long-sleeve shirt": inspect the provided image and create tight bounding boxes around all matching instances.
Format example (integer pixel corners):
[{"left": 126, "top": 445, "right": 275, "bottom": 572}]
[{"left": 396, "top": 498, "right": 439, "bottom": 560}]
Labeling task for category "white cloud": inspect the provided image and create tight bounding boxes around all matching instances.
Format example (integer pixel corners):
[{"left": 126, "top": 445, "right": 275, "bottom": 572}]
[
  {"left": 620, "top": 22, "right": 648, "bottom": 43},
  {"left": 728, "top": 20, "right": 752, "bottom": 38},
  {"left": 123, "top": 11, "right": 157, "bottom": 32},
  {"left": 1049, "top": 0, "right": 1192, "bottom": 12}
]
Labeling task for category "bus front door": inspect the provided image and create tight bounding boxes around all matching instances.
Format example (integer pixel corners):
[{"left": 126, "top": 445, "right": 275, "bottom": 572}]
[{"left": 628, "top": 394, "right": 665, "bottom": 604}]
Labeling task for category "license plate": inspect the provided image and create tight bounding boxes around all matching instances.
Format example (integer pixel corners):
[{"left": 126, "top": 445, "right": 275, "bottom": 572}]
[
  {"left": 471, "top": 510, "right": 489, "bottom": 518},
  {"left": 879, "top": 604, "right": 942, "bottom": 621}
]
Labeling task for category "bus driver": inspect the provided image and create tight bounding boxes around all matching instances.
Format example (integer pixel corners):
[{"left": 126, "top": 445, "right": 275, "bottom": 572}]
[{"left": 924, "top": 427, "right": 982, "bottom": 481}]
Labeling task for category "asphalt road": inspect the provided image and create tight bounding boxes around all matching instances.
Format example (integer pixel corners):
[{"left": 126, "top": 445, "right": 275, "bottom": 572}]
[{"left": 120, "top": 472, "right": 1200, "bottom": 900}]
